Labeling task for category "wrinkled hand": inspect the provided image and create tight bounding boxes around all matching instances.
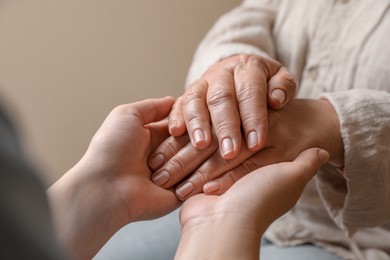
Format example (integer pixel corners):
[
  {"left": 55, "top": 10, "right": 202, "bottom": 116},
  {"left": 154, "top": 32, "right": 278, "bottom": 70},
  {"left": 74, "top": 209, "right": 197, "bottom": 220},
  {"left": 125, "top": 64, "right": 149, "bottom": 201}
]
[
  {"left": 169, "top": 54, "right": 297, "bottom": 159},
  {"left": 149, "top": 98, "right": 343, "bottom": 200}
]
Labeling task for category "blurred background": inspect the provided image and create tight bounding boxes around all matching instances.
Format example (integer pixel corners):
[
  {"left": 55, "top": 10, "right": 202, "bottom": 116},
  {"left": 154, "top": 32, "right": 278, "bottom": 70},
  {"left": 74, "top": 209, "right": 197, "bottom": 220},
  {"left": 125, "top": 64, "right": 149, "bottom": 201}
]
[{"left": 0, "top": 0, "right": 240, "bottom": 185}]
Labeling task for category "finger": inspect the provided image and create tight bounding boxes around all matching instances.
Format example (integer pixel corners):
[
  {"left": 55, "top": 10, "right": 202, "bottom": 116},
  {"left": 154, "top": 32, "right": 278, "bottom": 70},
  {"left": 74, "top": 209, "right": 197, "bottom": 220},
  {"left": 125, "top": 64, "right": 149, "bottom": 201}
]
[
  {"left": 234, "top": 55, "right": 270, "bottom": 152},
  {"left": 183, "top": 79, "right": 212, "bottom": 150},
  {"left": 146, "top": 119, "right": 171, "bottom": 152},
  {"left": 150, "top": 137, "right": 219, "bottom": 188},
  {"left": 148, "top": 134, "right": 190, "bottom": 170},
  {"left": 203, "top": 147, "right": 281, "bottom": 195},
  {"left": 175, "top": 138, "right": 255, "bottom": 201},
  {"left": 130, "top": 96, "right": 175, "bottom": 125},
  {"left": 236, "top": 148, "right": 329, "bottom": 210},
  {"left": 168, "top": 96, "right": 187, "bottom": 137},
  {"left": 280, "top": 148, "right": 329, "bottom": 182},
  {"left": 268, "top": 67, "right": 297, "bottom": 109},
  {"left": 206, "top": 69, "right": 241, "bottom": 160},
  {"left": 211, "top": 148, "right": 329, "bottom": 227}
]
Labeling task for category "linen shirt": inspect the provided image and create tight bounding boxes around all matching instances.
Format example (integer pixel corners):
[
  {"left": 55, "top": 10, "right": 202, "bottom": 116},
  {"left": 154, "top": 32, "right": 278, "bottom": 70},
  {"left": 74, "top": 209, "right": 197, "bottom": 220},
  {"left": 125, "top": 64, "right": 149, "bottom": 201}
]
[{"left": 186, "top": 0, "right": 390, "bottom": 259}]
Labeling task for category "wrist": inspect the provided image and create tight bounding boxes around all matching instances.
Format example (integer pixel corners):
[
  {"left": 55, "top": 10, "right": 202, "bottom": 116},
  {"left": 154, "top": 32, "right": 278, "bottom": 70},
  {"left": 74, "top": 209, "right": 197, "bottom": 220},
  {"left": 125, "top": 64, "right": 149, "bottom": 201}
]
[
  {"left": 318, "top": 98, "right": 344, "bottom": 167},
  {"left": 48, "top": 159, "right": 128, "bottom": 259},
  {"left": 176, "top": 213, "right": 262, "bottom": 260}
]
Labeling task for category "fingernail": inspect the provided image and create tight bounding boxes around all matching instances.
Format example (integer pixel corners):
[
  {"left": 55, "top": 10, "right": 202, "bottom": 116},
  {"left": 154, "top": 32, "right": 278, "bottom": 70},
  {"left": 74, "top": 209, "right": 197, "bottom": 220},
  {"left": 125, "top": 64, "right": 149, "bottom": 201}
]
[
  {"left": 221, "top": 138, "right": 234, "bottom": 157},
  {"left": 193, "top": 129, "right": 205, "bottom": 145},
  {"left": 271, "top": 89, "right": 286, "bottom": 105},
  {"left": 318, "top": 149, "right": 330, "bottom": 164},
  {"left": 247, "top": 131, "right": 258, "bottom": 149},
  {"left": 176, "top": 182, "right": 194, "bottom": 198},
  {"left": 149, "top": 153, "right": 165, "bottom": 169},
  {"left": 152, "top": 171, "right": 170, "bottom": 186},
  {"left": 204, "top": 181, "right": 221, "bottom": 194}
]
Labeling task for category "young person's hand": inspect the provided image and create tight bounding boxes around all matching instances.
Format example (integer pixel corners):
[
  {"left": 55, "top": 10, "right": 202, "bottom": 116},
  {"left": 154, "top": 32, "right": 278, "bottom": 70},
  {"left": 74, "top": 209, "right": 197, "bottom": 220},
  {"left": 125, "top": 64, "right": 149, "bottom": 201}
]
[
  {"left": 169, "top": 54, "right": 297, "bottom": 159},
  {"left": 175, "top": 148, "right": 329, "bottom": 260},
  {"left": 48, "top": 97, "right": 180, "bottom": 259}
]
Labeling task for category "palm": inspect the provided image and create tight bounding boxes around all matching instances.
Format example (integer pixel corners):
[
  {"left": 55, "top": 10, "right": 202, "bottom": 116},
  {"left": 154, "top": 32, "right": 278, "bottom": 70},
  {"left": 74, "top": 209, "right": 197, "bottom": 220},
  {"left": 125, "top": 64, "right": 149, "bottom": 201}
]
[{"left": 84, "top": 98, "right": 180, "bottom": 222}]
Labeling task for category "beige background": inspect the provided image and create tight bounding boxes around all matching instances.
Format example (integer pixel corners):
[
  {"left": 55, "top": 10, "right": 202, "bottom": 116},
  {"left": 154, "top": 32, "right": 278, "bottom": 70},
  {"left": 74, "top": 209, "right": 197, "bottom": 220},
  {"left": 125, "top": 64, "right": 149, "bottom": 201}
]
[{"left": 0, "top": 0, "right": 240, "bottom": 185}]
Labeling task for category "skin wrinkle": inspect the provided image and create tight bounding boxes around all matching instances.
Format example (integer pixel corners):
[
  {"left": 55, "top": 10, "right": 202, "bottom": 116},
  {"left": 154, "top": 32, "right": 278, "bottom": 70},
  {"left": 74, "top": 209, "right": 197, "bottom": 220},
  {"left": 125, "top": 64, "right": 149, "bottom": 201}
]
[
  {"left": 162, "top": 152, "right": 193, "bottom": 188},
  {"left": 184, "top": 84, "right": 207, "bottom": 104},
  {"left": 185, "top": 145, "right": 256, "bottom": 191},
  {"left": 207, "top": 83, "right": 237, "bottom": 109},
  {"left": 216, "top": 120, "right": 241, "bottom": 137},
  {"left": 159, "top": 135, "right": 189, "bottom": 156}
]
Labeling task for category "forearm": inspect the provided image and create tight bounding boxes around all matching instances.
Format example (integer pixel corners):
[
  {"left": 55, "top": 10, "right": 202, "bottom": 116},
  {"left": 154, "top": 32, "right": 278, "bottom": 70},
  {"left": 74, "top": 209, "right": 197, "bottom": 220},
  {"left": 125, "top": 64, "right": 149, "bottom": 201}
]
[
  {"left": 176, "top": 214, "right": 262, "bottom": 260},
  {"left": 47, "top": 161, "right": 128, "bottom": 259}
]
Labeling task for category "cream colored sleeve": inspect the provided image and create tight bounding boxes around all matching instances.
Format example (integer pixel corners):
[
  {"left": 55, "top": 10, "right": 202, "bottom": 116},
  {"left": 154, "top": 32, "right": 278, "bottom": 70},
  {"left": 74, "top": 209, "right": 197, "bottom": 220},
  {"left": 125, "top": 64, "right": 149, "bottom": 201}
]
[
  {"left": 185, "top": 0, "right": 280, "bottom": 87},
  {"left": 318, "top": 89, "right": 390, "bottom": 235}
]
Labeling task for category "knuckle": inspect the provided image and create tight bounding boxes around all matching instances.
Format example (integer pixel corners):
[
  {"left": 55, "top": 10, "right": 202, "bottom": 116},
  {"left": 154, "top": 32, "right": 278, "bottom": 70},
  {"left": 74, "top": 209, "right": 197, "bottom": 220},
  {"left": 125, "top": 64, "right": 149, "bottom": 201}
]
[
  {"left": 236, "top": 81, "right": 258, "bottom": 97},
  {"left": 281, "top": 71, "right": 298, "bottom": 90},
  {"left": 191, "top": 170, "right": 208, "bottom": 185},
  {"left": 271, "top": 68, "right": 297, "bottom": 93},
  {"left": 188, "top": 78, "right": 208, "bottom": 90},
  {"left": 238, "top": 54, "right": 268, "bottom": 68},
  {"left": 214, "top": 120, "right": 240, "bottom": 136},
  {"left": 236, "top": 54, "right": 255, "bottom": 64},
  {"left": 184, "top": 90, "right": 203, "bottom": 104},
  {"left": 241, "top": 114, "right": 263, "bottom": 128},
  {"left": 186, "top": 115, "right": 209, "bottom": 128},
  {"left": 168, "top": 157, "right": 186, "bottom": 175},
  {"left": 207, "top": 89, "right": 235, "bottom": 108},
  {"left": 184, "top": 84, "right": 206, "bottom": 103},
  {"left": 163, "top": 138, "right": 180, "bottom": 154}
]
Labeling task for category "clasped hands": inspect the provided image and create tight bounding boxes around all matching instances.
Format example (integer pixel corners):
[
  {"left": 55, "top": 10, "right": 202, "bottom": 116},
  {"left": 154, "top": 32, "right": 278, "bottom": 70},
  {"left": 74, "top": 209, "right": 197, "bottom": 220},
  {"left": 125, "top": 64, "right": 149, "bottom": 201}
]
[
  {"left": 149, "top": 54, "right": 343, "bottom": 201},
  {"left": 48, "top": 54, "right": 342, "bottom": 259},
  {"left": 150, "top": 54, "right": 343, "bottom": 258}
]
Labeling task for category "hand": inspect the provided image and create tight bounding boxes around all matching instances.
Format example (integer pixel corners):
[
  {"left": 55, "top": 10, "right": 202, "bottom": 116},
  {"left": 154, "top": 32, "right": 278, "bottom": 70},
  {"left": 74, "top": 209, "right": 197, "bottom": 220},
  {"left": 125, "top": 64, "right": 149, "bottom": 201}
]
[
  {"left": 149, "top": 98, "right": 344, "bottom": 200},
  {"left": 203, "top": 98, "right": 344, "bottom": 195},
  {"left": 48, "top": 97, "right": 180, "bottom": 259},
  {"left": 169, "top": 54, "right": 297, "bottom": 159},
  {"left": 175, "top": 148, "right": 329, "bottom": 259}
]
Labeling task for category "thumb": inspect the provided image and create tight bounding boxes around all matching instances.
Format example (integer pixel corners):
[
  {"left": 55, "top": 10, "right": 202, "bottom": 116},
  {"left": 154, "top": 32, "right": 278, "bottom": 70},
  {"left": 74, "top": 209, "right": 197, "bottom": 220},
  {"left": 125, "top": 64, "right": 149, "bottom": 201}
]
[
  {"left": 267, "top": 67, "right": 297, "bottom": 109},
  {"left": 130, "top": 96, "right": 175, "bottom": 125},
  {"left": 283, "top": 148, "right": 330, "bottom": 183}
]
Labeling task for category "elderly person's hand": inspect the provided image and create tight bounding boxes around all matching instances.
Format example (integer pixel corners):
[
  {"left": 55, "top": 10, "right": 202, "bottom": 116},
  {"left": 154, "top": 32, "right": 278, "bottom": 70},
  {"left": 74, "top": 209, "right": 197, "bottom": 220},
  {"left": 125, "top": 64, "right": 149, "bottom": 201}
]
[
  {"left": 168, "top": 54, "right": 297, "bottom": 160},
  {"left": 149, "top": 98, "right": 344, "bottom": 200}
]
